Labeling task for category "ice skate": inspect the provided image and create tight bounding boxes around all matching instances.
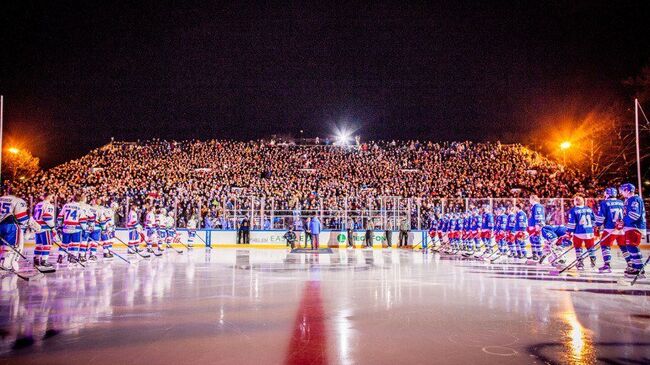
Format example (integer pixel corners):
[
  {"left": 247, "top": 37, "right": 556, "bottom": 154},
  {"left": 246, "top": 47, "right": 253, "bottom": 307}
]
[
  {"left": 597, "top": 264, "right": 611, "bottom": 274},
  {"left": 36, "top": 261, "right": 56, "bottom": 273}
]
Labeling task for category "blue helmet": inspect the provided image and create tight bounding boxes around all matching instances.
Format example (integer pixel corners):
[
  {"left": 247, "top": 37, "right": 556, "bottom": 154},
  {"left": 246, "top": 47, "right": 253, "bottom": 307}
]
[
  {"left": 619, "top": 183, "right": 636, "bottom": 194},
  {"left": 604, "top": 187, "right": 617, "bottom": 198}
]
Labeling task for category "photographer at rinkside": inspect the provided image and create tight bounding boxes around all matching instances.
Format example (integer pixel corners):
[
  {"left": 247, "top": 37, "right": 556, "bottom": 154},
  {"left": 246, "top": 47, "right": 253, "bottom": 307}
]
[
  {"left": 237, "top": 216, "right": 250, "bottom": 244},
  {"left": 347, "top": 218, "right": 355, "bottom": 248},
  {"left": 399, "top": 217, "right": 410, "bottom": 247},
  {"left": 384, "top": 218, "right": 392, "bottom": 248},
  {"left": 365, "top": 219, "right": 374, "bottom": 248}
]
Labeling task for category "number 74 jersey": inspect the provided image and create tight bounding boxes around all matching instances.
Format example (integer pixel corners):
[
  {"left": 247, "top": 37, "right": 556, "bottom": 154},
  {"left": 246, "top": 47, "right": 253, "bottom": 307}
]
[{"left": 57, "top": 202, "right": 87, "bottom": 233}]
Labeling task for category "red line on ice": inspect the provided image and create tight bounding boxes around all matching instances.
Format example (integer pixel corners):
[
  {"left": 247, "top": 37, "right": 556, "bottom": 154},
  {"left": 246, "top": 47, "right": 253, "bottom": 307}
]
[{"left": 285, "top": 281, "right": 328, "bottom": 365}]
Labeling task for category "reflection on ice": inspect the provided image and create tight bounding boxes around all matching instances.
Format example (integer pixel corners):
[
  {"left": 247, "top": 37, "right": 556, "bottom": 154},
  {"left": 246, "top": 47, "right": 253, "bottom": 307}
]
[{"left": 1, "top": 248, "right": 648, "bottom": 364}]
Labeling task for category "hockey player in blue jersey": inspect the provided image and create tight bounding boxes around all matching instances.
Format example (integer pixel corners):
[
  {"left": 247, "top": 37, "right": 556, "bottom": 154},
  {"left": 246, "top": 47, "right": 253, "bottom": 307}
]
[
  {"left": 493, "top": 206, "right": 508, "bottom": 257},
  {"left": 480, "top": 206, "right": 494, "bottom": 255},
  {"left": 527, "top": 195, "right": 546, "bottom": 261},
  {"left": 594, "top": 187, "right": 625, "bottom": 273},
  {"left": 506, "top": 206, "right": 520, "bottom": 258},
  {"left": 541, "top": 224, "right": 572, "bottom": 264},
  {"left": 566, "top": 195, "right": 597, "bottom": 271},
  {"left": 619, "top": 183, "right": 647, "bottom": 279},
  {"left": 513, "top": 205, "right": 529, "bottom": 260}
]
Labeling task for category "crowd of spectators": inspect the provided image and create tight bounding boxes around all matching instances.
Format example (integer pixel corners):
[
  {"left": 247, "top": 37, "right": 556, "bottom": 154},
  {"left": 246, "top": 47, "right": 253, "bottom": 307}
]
[{"left": 12, "top": 139, "right": 600, "bottom": 229}]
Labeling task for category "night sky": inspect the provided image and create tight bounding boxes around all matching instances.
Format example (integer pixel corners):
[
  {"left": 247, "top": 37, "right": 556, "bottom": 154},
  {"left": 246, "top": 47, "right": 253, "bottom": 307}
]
[{"left": 1, "top": 1, "right": 649, "bottom": 168}]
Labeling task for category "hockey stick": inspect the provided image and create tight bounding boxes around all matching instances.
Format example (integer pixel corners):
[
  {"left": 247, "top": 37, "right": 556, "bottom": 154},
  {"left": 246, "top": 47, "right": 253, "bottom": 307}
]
[
  {"left": 548, "top": 245, "right": 574, "bottom": 266},
  {"left": 51, "top": 238, "right": 86, "bottom": 268},
  {"left": 194, "top": 233, "right": 210, "bottom": 250},
  {"left": 0, "top": 237, "right": 47, "bottom": 277},
  {"left": 548, "top": 233, "right": 608, "bottom": 276},
  {"left": 0, "top": 266, "right": 34, "bottom": 281},
  {"left": 86, "top": 236, "right": 133, "bottom": 263},
  {"left": 105, "top": 247, "right": 132, "bottom": 264},
  {"left": 112, "top": 234, "right": 151, "bottom": 258},
  {"left": 163, "top": 239, "right": 184, "bottom": 254},
  {"left": 171, "top": 234, "right": 191, "bottom": 251},
  {"left": 630, "top": 255, "right": 650, "bottom": 286},
  {"left": 618, "top": 255, "right": 650, "bottom": 287}
]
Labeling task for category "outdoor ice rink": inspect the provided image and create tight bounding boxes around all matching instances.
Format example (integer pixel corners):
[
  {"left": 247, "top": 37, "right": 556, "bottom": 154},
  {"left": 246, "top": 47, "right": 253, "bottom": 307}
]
[{"left": 1, "top": 247, "right": 649, "bottom": 365}]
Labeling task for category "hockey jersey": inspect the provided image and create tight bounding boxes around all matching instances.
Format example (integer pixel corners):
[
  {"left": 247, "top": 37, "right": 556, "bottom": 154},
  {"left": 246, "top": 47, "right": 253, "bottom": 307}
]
[
  {"left": 595, "top": 199, "right": 624, "bottom": 231},
  {"left": 566, "top": 206, "right": 595, "bottom": 238},
  {"left": 127, "top": 209, "right": 138, "bottom": 228},
  {"left": 506, "top": 213, "right": 516, "bottom": 232},
  {"left": 470, "top": 215, "right": 480, "bottom": 231},
  {"left": 145, "top": 211, "right": 157, "bottom": 228},
  {"left": 0, "top": 195, "right": 29, "bottom": 226},
  {"left": 33, "top": 200, "right": 55, "bottom": 230},
  {"left": 528, "top": 203, "right": 545, "bottom": 227},
  {"left": 481, "top": 213, "right": 494, "bottom": 230},
  {"left": 514, "top": 211, "right": 527, "bottom": 232},
  {"left": 623, "top": 195, "right": 647, "bottom": 231},
  {"left": 495, "top": 214, "right": 507, "bottom": 232},
  {"left": 58, "top": 202, "right": 87, "bottom": 233}
]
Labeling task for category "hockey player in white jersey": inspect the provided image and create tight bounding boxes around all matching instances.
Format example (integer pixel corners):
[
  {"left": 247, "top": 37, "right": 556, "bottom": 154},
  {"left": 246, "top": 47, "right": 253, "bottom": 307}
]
[
  {"left": 85, "top": 199, "right": 103, "bottom": 261},
  {"left": 32, "top": 193, "right": 56, "bottom": 271},
  {"left": 0, "top": 188, "right": 29, "bottom": 273},
  {"left": 144, "top": 205, "right": 158, "bottom": 253},
  {"left": 166, "top": 211, "right": 176, "bottom": 247},
  {"left": 57, "top": 193, "right": 88, "bottom": 263},
  {"left": 126, "top": 203, "right": 140, "bottom": 253},
  {"left": 157, "top": 208, "right": 167, "bottom": 251},
  {"left": 187, "top": 214, "right": 198, "bottom": 249}
]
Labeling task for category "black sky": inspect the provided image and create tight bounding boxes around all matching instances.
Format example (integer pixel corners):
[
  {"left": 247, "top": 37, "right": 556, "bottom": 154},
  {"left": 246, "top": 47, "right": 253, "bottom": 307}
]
[{"left": 1, "top": 1, "right": 649, "bottom": 168}]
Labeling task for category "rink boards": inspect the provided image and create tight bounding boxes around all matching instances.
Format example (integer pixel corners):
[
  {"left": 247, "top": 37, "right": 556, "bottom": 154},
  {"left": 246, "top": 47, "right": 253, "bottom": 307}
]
[{"left": 112, "top": 229, "right": 428, "bottom": 248}]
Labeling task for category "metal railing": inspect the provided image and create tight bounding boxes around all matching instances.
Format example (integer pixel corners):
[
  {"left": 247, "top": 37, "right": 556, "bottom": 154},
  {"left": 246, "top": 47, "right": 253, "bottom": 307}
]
[{"left": 29, "top": 195, "right": 647, "bottom": 232}]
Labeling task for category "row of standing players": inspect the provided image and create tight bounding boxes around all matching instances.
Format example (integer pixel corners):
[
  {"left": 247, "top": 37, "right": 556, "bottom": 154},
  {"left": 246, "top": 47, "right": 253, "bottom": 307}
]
[
  {"left": 0, "top": 190, "right": 199, "bottom": 275},
  {"left": 425, "top": 184, "right": 647, "bottom": 279}
]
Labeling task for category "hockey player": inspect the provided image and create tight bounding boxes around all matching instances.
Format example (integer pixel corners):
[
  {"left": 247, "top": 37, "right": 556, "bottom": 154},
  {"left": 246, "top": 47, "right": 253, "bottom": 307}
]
[
  {"left": 0, "top": 188, "right": 29, "bottom": 273},
  {"left": 466, "top": 209, "right": 482, "bottom": 257},
  {"left": 462, "top": 212, "right": 472, "bottom": 254},
  {"left": 480, "top": 206, "right": 494, "bottom": 255},
  {"left": 594, "top": 187, "right": 625, "bottom": 273},
  {"left": 166, "top": 211, "right": 176, "bottom": 248},
  {"left": 514, "top": 205, "right": 529, "bottom": 259},
  {"left": 619, "top": 183, "right": 647, "bottom": 279},
  {"left": 566, "top": 195, "right": 597, "bottom": 271},
  {"left": 144, "top": 205, "right": 158, "bottom": 253},
  {"left": 85, "top": 198, "right": 102, "bottom": 261},
  {"left": 527, "top": 195, "right": 546, "bottom": 260},
  {"left": 98, "top": 199, "right": 115, "bottom": 259},
  {"left": 540, "top": 224, "right": 572, "bottom": 264},
  {"left": 187, "top": 214, "right": 198, "bottom": 249},
  {"left": 32, "top": 193, "right": 56, "bottom": 271},
  {"left": 57, "top": 193, "right": 88, "bottom": 263},
  {"left": 506, "top": 206, "right": 519, "bottom": 258},
  {"left": 126, "top": 203, "right": 140, "bottom": 253},
  {"left": 493, "top": 206, "right": 508, "bottom": 257},
  {"left": 157, "top": 208, "right": 167, "bottom": 251}
]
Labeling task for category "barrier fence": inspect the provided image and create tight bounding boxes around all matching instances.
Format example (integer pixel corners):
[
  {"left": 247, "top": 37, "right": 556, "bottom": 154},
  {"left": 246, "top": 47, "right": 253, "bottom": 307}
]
[{"left": 29, "top": 196, "right": 650, "bottom": 232}]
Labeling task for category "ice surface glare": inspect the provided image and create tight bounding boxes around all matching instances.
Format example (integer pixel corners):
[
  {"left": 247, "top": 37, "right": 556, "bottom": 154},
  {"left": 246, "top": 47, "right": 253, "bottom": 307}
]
[{"left": 0, "top": 248, "right": 649, "bottom": 364}]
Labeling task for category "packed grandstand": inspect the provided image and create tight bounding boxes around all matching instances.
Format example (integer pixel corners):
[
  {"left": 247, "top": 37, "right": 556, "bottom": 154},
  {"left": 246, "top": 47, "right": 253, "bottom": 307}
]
[{"left": 11, "top": 139, "right": 602, "bottom": 229}]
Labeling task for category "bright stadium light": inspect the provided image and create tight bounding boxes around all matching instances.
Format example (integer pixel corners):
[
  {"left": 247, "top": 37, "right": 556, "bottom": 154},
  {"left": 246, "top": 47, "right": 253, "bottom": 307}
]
[
  {"left": 336, "top": 131, "right": 351, "bottom": 145},
  {"left": 559, "top": 141, "right": 571, "bottom": 150},
  {"left": 8, "top": 147, "right": 19, "bottom": 154}
]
